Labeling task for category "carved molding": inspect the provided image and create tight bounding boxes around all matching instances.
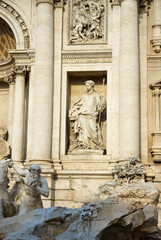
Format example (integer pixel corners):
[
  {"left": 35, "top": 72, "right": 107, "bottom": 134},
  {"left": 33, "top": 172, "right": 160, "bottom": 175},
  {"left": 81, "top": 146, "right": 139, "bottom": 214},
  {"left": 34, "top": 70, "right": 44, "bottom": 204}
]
[
  {"left": 10, "top": 50, "right": 35, "bottom": 63},
  {"left": 0, "top": 0, "right": 30, "bottom": 49},
  {"left": 68, "top": 0, "right": 108, "bottom": 45},
  {"left": 148, "top": 56, "right": 161, "bottom": 68},
  {"left": 62, "top": 50, "right": 112, "bottom": 64}
]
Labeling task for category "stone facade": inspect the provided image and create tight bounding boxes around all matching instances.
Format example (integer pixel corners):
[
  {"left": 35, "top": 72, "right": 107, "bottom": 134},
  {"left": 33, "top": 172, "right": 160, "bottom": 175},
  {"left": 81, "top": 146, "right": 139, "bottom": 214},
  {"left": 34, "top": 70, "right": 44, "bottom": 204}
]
[{"left": 1, "top": 0, "right": 161, "bottom": 226}]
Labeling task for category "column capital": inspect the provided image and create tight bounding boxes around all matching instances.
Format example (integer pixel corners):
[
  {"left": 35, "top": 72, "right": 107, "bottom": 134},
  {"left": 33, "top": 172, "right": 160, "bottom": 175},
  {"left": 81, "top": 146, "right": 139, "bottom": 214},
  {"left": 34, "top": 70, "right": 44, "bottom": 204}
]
[
  {"left": 12, "top": 65, "right": 27, "bottom": 75},
  {"left": 54, "top": 0, "right": 67, "bottom": 8},
  {"left": 36, "top": 0, "right": 53, "bottom": 6},
  {"left": 4, "top": 74, "right": 15, "bottom": 85}
]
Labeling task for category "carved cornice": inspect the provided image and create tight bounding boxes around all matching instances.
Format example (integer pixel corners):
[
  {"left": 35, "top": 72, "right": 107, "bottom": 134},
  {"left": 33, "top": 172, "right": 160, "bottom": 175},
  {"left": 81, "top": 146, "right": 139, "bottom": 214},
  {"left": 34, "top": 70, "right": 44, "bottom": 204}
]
[
  {"left": 62, "top": 50, "right": 112, "bottom": 64},
  {"left": 0, "top": 1, "right": 30, "bottom": 49},
  {"left": 10, "top": 50, "right": 35, "bottom": 65}
]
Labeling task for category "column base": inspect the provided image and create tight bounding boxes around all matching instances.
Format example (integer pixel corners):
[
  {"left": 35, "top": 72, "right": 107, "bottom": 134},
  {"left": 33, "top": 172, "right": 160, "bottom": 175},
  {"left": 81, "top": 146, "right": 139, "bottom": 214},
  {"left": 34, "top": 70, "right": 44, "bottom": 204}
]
[{"left": 25, "top": 159, "right": 54, "bottom": 170}]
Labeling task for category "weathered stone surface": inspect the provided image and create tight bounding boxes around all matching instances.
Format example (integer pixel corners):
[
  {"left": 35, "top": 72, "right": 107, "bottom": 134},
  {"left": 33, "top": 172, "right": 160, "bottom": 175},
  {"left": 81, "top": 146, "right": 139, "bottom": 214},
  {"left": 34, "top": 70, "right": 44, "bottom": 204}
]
[
  {"left": 0, "top": 128, "right": 10, "bottom": 160},
  {"left": 0, "top": 183, "right": 160, "bottom": 240}
]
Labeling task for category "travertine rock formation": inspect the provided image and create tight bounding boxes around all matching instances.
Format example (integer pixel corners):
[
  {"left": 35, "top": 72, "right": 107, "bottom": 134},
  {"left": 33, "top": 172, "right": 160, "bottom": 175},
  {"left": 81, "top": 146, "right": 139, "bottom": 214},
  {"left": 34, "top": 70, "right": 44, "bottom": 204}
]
[{"left": 0, "top": 182, "right": 160, "bottom": 240}]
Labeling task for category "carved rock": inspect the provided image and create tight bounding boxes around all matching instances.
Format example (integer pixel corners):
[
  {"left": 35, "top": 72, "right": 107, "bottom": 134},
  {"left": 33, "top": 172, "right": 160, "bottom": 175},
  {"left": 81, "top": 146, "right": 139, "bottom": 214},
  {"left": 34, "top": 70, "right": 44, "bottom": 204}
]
[{"left": 0, "top": 182, "right": 160, "bottom": 240}]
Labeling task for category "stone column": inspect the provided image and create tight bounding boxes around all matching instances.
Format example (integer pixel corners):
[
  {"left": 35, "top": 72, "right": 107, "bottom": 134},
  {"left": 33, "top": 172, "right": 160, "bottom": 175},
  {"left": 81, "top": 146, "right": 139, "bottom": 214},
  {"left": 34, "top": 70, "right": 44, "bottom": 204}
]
[
  {"left": 111, "top": 1, "right": 121, "bottom": 160},
  {"left": 4, "top": 74, "right": 15, "bottom": 146},
  {"left": 139, "top": 9, "right": 148, "bottom": 162},
  {"left": 52, "top": 0, "right": 63, "bottom": 162},
  {"left": 12, "top": 66, "right": 26, "bottom": 163},
  {"left": 119, "top": 0, "right": 139, "bottom": 159},
  {"left": 30, "top": 0, "right": 54, "bottom": 162}
]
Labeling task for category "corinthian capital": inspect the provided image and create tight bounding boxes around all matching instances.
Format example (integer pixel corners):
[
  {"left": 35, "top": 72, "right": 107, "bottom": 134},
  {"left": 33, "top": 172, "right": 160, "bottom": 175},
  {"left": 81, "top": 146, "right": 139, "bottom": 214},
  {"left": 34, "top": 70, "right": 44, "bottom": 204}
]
[
  {"left": 54, "top": 0, "right": 67, "bottom": 7},
  {"left": 4, "top": 74, "right": 15, "bottom": 85},
  {"left": 12, "top": 65, "right": 27, "bottom": 75}
]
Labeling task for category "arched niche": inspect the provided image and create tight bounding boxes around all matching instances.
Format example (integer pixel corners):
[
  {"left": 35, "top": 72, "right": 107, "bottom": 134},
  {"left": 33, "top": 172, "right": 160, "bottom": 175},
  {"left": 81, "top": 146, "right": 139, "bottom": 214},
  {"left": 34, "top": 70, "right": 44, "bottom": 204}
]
[{"left": 0, "top": 1, "right": 31, "bottom": 50}]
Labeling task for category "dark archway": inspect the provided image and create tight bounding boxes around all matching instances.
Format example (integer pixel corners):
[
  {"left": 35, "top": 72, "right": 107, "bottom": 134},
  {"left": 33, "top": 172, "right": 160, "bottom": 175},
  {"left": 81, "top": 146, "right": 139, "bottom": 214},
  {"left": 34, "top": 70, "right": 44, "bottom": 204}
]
[{"left": 0, "top": 17, "right": 16, "bottom": 63}]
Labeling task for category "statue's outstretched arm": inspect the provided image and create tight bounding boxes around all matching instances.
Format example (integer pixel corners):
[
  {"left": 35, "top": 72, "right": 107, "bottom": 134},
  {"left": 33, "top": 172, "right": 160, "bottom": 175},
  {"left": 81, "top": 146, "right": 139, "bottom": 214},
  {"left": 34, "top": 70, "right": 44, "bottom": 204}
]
[{"left": 12, "top": 164, "right": 26, "bottom": 177}]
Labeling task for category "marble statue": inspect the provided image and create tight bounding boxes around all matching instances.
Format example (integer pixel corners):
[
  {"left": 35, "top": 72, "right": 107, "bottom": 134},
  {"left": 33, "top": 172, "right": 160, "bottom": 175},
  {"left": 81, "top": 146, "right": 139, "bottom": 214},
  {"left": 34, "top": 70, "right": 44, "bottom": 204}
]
[
  {"left": 70, "top": 0, "right": 105, "bottom": 43},
  {"left": 68, "top": 80, "right": 106, "bottom": 152},
  {"left": 10, "top": 164, "right": 49, "bottom": 215},
  {"left": 0, "top": 127, "right": 10, "bottom": 160},
  {"left": 0, "top": 159, "right": 18, "bottom": 218}
]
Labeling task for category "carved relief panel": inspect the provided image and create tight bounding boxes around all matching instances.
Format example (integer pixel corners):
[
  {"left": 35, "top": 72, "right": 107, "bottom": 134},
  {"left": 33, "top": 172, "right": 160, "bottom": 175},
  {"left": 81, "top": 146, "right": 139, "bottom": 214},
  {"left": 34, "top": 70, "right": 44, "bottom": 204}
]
[{"left": 68, "top": 0, "right": 108, "bottom": 44}]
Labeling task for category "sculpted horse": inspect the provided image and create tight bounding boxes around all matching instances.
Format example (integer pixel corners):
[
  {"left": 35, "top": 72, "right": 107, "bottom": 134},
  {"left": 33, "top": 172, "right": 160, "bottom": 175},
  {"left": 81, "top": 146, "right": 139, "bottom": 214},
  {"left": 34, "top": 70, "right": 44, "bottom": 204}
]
[{"left": 0, "top": 159, "right": 18, "bottom": 218}]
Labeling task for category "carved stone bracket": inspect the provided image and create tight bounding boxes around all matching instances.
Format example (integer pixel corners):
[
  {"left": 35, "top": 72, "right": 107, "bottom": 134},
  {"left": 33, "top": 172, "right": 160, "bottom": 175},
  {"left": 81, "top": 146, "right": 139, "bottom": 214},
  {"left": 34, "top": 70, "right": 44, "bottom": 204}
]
[{"left": 0, "top": 1, "right": 30, "bottom": 49}]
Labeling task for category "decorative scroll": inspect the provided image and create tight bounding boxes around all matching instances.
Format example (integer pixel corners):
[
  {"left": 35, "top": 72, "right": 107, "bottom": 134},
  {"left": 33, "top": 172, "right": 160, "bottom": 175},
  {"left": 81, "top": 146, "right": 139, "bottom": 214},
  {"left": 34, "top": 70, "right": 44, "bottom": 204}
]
[{"left": 68, "top": 0, "right": 107, "bottom": 44}]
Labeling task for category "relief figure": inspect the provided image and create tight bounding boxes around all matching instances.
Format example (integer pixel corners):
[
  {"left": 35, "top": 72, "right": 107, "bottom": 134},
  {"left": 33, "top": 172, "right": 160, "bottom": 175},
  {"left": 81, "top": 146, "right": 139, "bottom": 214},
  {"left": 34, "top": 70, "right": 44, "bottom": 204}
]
[{"left": 70, "top": 0, "right": 105, "bottom": 43}]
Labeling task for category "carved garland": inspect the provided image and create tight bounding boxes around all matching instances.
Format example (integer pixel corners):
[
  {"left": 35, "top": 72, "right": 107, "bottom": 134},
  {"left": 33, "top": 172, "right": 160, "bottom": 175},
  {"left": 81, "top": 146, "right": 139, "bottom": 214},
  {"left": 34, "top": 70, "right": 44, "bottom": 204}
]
[{"left": 0, "top": 1, "right": 30, "bottom": 49}]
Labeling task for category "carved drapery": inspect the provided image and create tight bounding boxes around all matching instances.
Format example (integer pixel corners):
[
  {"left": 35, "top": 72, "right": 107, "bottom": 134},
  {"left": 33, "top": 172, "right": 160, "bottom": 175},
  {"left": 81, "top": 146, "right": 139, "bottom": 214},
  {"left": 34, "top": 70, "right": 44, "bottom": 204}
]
[{"left": 150, "top": 82, "right": 161, "bottom": 162}]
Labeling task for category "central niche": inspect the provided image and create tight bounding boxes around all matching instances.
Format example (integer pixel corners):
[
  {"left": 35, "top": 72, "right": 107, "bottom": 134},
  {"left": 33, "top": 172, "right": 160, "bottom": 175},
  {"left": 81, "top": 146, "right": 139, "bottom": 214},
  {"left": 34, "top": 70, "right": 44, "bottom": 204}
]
[{"left": 67, "top": 71, "right": 107, "bottom": 155}]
